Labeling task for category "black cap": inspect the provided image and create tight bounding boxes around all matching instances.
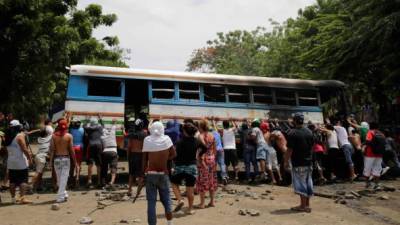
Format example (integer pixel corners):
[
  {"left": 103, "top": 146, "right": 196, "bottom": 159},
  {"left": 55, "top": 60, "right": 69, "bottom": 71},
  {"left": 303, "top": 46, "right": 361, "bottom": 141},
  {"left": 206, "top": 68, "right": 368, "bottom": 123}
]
[{"left": 293, "top": 113, "right": 304, "bottom": 124}]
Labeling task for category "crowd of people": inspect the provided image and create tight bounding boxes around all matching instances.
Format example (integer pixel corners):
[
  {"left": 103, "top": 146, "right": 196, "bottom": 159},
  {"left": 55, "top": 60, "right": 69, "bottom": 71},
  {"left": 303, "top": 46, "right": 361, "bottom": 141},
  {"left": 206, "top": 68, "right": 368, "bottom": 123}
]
[{"left": 0, "top": 110, "right": 400, "bottom": 225}]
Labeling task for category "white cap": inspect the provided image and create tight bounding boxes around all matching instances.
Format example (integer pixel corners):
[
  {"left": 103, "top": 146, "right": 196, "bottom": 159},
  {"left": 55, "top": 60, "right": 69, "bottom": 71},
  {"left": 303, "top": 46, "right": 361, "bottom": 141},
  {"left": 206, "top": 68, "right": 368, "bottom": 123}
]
[
  {"left": 90, "top": 117, "right": 98, "bottom": 126},
  {"left": 9, "top": 120, "right": 21, "bottom": 127}
]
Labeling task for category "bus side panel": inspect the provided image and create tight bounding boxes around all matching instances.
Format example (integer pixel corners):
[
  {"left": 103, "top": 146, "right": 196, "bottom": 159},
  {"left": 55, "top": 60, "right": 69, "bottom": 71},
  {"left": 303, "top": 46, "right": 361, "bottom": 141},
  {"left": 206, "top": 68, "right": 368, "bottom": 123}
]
[
  {"left": 149, "top": 104, "right": 324, "bottom": 123},
  {"left": 65, "top": 100, "right": 125, "bottom": 149}
]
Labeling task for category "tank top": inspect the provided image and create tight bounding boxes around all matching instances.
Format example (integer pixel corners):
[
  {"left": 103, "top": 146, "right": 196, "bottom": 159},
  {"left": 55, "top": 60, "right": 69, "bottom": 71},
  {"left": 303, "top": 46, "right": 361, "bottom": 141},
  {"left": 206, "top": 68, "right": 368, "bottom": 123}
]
[
  {"left": 327, "top": 130, "right": 339, "bottom": 149},
  {"left": 7, "top": 134, "right": 29, "bottom": 170}
]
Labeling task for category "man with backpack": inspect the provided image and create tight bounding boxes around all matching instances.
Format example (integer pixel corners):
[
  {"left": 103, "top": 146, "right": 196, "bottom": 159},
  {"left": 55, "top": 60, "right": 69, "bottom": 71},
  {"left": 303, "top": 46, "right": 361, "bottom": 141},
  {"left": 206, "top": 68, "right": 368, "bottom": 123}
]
[{"left": 364, "top": 122, "right": 384, "bottom": 188}]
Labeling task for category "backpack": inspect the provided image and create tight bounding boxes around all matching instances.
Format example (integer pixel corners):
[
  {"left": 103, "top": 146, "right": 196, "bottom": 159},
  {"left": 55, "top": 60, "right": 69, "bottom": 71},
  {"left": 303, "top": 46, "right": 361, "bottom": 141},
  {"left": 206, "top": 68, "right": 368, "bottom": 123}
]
[{"left": 370, "top": 131, "right": 386, "bottom": 155}]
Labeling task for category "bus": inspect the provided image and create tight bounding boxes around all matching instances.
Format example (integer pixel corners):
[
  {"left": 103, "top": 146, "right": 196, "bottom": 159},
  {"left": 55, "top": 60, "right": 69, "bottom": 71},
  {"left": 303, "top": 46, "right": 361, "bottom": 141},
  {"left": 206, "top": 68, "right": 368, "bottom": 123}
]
[{"left": 64, "top": 65, "right": 345, "bottom": 148}]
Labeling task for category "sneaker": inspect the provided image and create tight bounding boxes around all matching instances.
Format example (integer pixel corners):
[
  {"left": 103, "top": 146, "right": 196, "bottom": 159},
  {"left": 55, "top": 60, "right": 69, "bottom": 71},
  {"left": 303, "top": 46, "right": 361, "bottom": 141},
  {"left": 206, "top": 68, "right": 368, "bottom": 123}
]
[
  {"left": 381, "top": 167, "right": 390, "bottom": 176},
  {"left": 56, "top": 198, "right": 66, "bottom": 203},
  {"left": 222, "top": 177, "right": 228, "bottom": 186}
]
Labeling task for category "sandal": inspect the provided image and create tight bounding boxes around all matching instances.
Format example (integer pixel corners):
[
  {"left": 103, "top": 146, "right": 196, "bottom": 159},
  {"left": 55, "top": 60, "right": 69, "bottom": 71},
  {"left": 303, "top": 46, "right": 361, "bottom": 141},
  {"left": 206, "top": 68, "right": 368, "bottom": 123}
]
[
  {"left": 194, "top": 205, "right": 205, "bottom": 209},
  {"left": 207, "top": 203, "right": 215, "bottom": 208},
  {"left": 290, "top": 206, "right": 311, "bottom": 213},
  {"left": 174, "top": 201, "right": 185, "bottom": 212}
]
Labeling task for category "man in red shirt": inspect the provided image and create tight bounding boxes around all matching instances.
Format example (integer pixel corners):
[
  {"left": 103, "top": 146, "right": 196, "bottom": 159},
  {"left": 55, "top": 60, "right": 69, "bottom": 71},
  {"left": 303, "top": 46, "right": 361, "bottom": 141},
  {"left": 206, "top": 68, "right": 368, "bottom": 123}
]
[{"left": 363, "top": 122, "right": 383, "bottom": 188}]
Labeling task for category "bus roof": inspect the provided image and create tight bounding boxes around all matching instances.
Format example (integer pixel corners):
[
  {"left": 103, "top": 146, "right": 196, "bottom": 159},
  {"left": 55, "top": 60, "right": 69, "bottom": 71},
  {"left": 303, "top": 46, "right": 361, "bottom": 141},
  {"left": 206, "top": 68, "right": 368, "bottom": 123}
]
[{"left": 70, "top": 65, "right": 345, "bottom": 89}]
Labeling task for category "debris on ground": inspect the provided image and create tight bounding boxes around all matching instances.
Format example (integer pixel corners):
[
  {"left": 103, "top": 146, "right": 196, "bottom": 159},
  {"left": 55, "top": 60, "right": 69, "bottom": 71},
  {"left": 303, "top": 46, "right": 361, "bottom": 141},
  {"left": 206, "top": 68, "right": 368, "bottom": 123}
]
[
  {"left": 79, "top": 217, "right": 93, "bottom": 224},
  {"left": 378, "top": 195, "right": 389, "bottom": 200},
  {"left": 51, "top": 203, "right": 60, "bottom": 211}
]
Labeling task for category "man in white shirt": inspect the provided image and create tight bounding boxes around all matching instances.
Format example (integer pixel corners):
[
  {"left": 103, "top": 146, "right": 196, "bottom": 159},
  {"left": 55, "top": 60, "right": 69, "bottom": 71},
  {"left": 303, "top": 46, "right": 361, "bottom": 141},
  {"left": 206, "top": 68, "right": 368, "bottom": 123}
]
[
  {"left": 222, "top": 120, "right": 239, "bottom": 180},
  {"left": 334, "top": 120, "right": 357, "bottom": 181}
]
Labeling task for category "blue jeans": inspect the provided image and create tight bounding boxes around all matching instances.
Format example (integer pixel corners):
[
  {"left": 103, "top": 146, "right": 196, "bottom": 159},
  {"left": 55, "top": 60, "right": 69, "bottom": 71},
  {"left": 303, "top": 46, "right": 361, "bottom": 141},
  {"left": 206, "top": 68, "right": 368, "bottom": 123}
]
[
  {"left": 216, "top": 151, "right": 227, "bottom": 179},
  {"left": 243, "top": 148, "right": 258, "bottom": 179},
  {"left": 341, "top": 144, "right": 354, "bottom": 167},
  {"left": 292, "top": 166, "right": 313, "bottom": 197},
  {"left": 146, "top": 174, "right": 172, "bottom": 225}
]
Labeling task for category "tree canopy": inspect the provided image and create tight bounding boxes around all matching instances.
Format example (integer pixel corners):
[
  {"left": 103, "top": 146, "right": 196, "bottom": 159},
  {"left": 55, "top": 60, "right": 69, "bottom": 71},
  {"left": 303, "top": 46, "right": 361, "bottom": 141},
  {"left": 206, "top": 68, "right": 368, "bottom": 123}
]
[
  {"left": 0, "top": 0, "right": 126, "bottom": 120},
  {"left": 187, "top": 0, "right": 400, "bottom": 121}
]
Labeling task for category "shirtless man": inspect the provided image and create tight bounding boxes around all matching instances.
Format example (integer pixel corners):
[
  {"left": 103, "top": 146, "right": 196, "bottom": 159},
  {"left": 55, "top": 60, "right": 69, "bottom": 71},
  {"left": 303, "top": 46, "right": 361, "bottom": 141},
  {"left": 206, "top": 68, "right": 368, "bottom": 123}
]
[
  {"left": 127, "top": 119, "right": 147, "bottom": 196},
  {"left": 50, "top": 119, "right": 77, "bottom": 203},
  {"left": 142, "top": 121, "right": 176, "bottom": 225}
]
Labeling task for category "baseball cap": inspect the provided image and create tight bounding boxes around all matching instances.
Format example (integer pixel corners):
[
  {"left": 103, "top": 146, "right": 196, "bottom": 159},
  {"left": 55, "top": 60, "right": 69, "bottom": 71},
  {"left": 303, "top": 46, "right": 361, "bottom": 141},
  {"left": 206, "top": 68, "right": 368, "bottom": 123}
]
[
  {"left": 293, "top": 113, "right": 304, "bottom": 124},
  {"left": 9, "top": 120, "right": 21, "bottom": 127}
]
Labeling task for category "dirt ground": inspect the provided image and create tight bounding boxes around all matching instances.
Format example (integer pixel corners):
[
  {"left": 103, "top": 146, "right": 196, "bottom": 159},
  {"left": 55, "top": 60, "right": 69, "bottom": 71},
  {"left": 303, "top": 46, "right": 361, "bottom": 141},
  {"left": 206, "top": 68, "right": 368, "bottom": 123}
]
[
  {"left": 0, "top": 145, "right": 399, "bottom": 225},
  {"left": 1, "top": 166, "right": 399, "bottom": 225}
]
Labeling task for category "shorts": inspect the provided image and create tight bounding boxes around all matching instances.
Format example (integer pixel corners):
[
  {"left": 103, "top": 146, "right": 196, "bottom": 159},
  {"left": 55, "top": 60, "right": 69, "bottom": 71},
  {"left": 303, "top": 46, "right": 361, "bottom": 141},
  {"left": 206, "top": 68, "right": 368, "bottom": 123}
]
[
  {"left": 363, "top": 157, "right": 383, "bottom": 177},
  {"left": 171, "top": 172, "right": 196, "bottom": 187},
  {"left": 101, "top": 151, "right": 118, "bottom": 177},
  {"left": 292, "top": 166, "right": 313, "bottom": 197},
  {"left": 266, "top": 149, "right": 279, "bottom": 170},
  {"left": 224, "top": 149, "right": 238, "bottom": 167},
  {"left": 35, "top": 153, "right": 47, "bottom": 173},
  {"left": 86, "top": 143, "right": 102, "bottom": 166},
  {"left": 9, "top": 169, "right": 29, "bottom": 186},
  {"left": 171, "top": 164, "right": 197, "bottom": 187},
  {"left": 73, "top": 145, "right": 83, "bottom": 165},
  {"left": 256, "top": 146, "right": 267, "bottom": 160},
  {"left": 341, "top": 144, "right": 354, "bottom": 167},
  {"left": 128, "top": 152, "right": 143, "bottom": 177}
]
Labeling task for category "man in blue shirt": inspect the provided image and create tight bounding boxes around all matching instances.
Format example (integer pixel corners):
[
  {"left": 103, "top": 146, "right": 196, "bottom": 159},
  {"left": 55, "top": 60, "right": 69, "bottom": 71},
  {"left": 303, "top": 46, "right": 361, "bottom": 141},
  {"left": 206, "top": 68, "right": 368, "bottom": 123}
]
[{"left": 70, "top": 117, "right": 84, "bottom": 187}]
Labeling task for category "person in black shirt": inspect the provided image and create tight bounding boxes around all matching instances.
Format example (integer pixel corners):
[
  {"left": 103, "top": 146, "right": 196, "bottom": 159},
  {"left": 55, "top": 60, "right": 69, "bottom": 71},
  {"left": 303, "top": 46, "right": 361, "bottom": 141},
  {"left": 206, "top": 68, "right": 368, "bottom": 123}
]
[
  {"left": 171, "top": 122, "right": 201, "bottom": 215},
  {"left": 284, "top": 113, "right": 314, "bottom": 213},
  {"left": 84, "top": 116, "right": 103, "bottom": 187}
]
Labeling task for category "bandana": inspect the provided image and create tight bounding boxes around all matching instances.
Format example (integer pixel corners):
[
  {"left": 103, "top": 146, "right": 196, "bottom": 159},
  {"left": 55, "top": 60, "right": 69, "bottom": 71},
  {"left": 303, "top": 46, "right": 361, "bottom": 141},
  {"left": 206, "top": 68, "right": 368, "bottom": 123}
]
[
  {"left": 55, "top": 119, "right": 68, "bottom": 136},
  {"left": 143, "top": 121, "right": 173, "bottom": 152},
  {"left": 260, "top": 122, "right": 269, "bottom": 133}
]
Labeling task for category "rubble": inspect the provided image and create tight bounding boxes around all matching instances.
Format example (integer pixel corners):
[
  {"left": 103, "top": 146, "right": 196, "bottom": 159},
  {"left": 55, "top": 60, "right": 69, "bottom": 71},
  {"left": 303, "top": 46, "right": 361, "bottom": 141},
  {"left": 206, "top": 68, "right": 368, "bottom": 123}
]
[
  {"left": 51, "top": 203, "right": 60, "bottom": 211},
  {"left": 382, "top": 185, "right": 396, "bottom": 192},
  {"left": 132, "top": 219, "right": 142, "bottom": 223},
  {"left": 79, "top": 217, "right": 93, "bottom": 224},
  {"left": 378, "top": 195, "right": 389, "bottom": 200},
  {"left": 120, "top": 219, "right": 129, "bottom": 223},
  {"left": 238, "top": 209, "right": 247, "bottom": 216}
]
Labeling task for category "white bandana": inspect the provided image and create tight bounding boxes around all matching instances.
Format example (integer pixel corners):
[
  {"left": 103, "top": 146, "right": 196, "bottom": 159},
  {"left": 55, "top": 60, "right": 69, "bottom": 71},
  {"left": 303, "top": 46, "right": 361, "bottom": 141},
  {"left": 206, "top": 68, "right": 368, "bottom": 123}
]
[{"left": 143, "top": 121, "right": 173, "bottom": 152}]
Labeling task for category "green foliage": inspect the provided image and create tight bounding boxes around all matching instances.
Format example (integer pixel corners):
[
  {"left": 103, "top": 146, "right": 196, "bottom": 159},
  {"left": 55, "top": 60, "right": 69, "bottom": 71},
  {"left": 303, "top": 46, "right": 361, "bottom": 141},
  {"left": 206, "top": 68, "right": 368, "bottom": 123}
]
[
  {"left": 187, "top": 0, "right": 400, "bottom": 121},
  {"left": 0, "top": 0, "right": 127, "bottom": 120}
]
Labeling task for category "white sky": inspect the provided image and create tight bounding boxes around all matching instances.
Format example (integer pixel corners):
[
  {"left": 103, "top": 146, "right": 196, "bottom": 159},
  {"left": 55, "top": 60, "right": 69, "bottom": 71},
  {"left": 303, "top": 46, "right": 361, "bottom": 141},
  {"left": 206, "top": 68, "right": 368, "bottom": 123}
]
[{"left": 78, "top": 0, "right": 315, "bottom": 71}]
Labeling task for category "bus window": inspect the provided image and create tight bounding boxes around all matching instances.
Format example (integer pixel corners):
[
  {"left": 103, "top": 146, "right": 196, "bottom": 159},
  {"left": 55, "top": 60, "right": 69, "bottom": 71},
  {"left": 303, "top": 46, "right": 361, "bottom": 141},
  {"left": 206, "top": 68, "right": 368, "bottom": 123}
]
[
  {"left": 88, "top": 78, "right": 121, "bottom": 97},
  {"left": 204, "top": 84, "right": 226, "bottom": 102},
  {"left": 152, "top": 81, "right": 175, "bottom": 99},
  {"left": 298, "top": 90, "right": 319, "bottom": 106},
  {"left": 275, "top": 89, "right": 296, "bottom": 106},
  {"left": 253, "top": 87, "right": 273, "bottom": 104},
  {"left": 179, "top": 82, "right": 200, "bottom": 100},
  {"left": 227, "top": 85, "right": 250, "bottom": 103}
]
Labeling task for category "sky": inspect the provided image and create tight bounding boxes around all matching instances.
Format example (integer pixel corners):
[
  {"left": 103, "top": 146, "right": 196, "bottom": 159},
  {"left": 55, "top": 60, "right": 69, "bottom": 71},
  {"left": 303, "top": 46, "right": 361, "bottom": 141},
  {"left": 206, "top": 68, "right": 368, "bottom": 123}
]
[{"left": 78, "top": 0, "right": 315, "bottom": 71}]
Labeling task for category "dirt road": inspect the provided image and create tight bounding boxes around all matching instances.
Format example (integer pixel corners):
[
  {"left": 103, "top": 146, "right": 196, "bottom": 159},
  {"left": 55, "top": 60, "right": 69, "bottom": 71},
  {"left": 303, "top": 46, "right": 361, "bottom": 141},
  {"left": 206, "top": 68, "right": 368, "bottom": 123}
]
[{"left": 1, "top": 179, "right": 399, "bottom": 225}]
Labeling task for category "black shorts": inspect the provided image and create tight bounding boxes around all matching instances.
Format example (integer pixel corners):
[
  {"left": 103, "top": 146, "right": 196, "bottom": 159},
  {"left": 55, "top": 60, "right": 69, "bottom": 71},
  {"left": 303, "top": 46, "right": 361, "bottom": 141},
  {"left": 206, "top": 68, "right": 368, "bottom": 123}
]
[
  {"left": 86, "top": 143, "right": 102, "bottom": 166},
  {"left": 224, "top": 149, "right": 238, "bottom": 167},
  {"left": 129, "top": 152, "right": 143, "bottom": 177},
  {"left": 9, "top": 169, "right": 28, "bottom": 186},
  {"left": 170, "top": 173, "right": 196, "bottom": 187},
  {"left": 101, "top": 151, "right": 118, "bottom": 179}
]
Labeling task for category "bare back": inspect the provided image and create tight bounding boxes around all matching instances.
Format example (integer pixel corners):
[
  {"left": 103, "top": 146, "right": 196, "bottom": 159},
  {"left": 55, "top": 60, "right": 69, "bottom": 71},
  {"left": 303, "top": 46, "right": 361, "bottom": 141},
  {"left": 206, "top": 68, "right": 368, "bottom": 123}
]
[
  {"left": 145, "top": 147, "right": 175, "bottom": 172},
  {"left": 128, "top": 139, "right": 144, "bottom": 153},
  {"left": 52, "top": 133, "right": 73, "bottom": 156}
]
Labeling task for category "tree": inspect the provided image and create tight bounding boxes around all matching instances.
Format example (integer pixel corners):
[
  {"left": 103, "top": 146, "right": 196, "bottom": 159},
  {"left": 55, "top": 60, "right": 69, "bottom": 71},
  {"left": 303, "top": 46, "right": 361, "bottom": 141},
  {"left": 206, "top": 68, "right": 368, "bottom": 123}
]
[
  {"left": 187, "top": 0, "right": 400, "bottom": 122},
  {"left": 0, "top": 0, "right": 127, "bottom": 120}
]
